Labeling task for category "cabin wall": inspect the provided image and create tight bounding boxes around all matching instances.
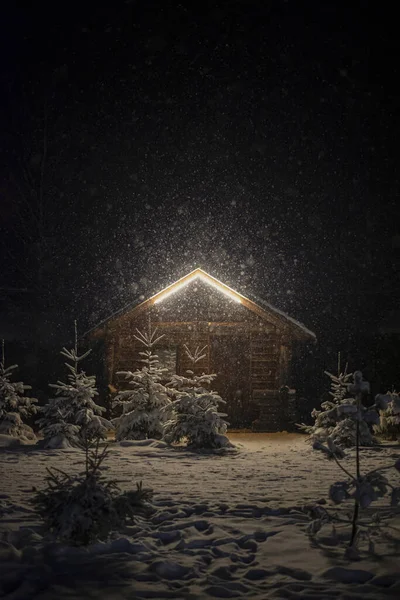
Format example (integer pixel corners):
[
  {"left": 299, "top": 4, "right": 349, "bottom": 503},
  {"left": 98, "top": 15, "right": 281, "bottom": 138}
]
[{"left": 98, "top": 284, "right": 298, "bottom": 429}]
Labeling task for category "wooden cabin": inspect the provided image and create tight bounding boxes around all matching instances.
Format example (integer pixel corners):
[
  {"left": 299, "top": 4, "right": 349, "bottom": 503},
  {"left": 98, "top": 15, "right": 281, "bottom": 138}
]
[{"left": 87, "top": 268, "right": 316, "bottom": 431}]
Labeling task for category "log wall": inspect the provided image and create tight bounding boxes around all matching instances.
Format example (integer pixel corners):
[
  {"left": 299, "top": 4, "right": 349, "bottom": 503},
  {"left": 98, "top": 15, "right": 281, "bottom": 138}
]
[{"left": 97, "top": 282, "right": 296, "bottom": 429}]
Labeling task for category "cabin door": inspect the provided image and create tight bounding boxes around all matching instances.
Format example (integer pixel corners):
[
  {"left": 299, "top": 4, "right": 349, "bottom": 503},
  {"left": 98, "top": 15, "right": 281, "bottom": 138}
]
[{"left": 210, "top": 333, "right": 251, "bottom": 427}]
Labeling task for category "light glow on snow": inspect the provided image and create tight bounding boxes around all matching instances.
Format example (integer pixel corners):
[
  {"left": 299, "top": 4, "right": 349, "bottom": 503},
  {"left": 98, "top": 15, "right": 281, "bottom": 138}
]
[{"left": 153, "top": 271, "right": 242, "bottom": 304}]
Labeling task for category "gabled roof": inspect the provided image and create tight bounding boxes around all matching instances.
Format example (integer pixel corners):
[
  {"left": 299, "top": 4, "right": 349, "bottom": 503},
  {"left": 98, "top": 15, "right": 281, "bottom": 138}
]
[{"left": 85, "top": 268, "right": 316, "bottom": 341}]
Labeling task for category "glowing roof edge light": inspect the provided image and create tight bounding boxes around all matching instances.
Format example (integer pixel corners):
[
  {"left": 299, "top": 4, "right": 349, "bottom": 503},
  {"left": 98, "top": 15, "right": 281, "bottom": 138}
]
[{"left": 153, "top": 272, "right": 242, "bottom": 304}]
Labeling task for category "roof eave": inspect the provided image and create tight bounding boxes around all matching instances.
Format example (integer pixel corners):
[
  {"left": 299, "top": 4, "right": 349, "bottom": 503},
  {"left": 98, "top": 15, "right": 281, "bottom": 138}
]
[{"left": 84, "top": 268, "right": 316, "bottom": 342}]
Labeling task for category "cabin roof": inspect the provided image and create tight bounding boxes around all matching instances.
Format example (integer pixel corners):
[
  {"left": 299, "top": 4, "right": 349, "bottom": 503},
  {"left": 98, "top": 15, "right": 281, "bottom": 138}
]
[{"left": 84, "top": 268, "right": 316, "bottom": 341}]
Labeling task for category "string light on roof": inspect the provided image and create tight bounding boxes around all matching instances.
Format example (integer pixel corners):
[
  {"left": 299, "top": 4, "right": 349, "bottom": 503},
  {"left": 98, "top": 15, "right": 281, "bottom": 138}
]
[{"left": 153, "top": 271, "right": 242, "bottom": 304}]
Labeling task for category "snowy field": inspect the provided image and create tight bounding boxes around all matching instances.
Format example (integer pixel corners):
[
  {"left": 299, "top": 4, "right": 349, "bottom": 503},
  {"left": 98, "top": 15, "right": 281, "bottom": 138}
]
[{"left": 1, "top": 433, "right": 400, "bottom": 600}]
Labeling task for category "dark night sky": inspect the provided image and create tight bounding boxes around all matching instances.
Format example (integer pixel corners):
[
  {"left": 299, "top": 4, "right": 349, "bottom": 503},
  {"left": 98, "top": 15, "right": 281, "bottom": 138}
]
[{"left": 0, "top": 1, "right": 399, "bottom": 363}]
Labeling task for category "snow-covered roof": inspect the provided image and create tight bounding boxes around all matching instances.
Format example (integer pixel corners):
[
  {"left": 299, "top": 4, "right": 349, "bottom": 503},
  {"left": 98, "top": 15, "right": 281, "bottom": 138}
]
[
  {"left": 85, "top": 268, "right": 316, "bottom": 341},
  {"left": 244, "top": 292, "right": 317, "bottom": 341}
]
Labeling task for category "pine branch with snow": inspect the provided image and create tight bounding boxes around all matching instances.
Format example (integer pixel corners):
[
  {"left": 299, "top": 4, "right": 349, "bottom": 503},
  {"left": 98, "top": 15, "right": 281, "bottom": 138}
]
[
  {"left": 374, "top": 391, "right": 400, "bottom": 441},
  {"left": 0, "top": 340, "right": 38, "bottom": 441},
  {"left": 112, "top": 327, "right": 171, "bottom": 441}
]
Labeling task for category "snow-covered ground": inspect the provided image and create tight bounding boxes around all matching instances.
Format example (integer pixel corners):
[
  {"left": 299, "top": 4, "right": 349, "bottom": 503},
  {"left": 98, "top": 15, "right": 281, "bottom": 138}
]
[{"left": 1, "top": 433, "right": 399, "bottom": 599}]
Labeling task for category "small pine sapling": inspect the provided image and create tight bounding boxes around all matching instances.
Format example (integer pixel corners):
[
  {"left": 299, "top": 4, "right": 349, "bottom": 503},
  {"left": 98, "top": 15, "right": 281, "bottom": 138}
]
[
  {"left": 37, "top": 322, "right": 111, "bottom": 448},
  {"left": 298, "top": 354, "right": 377, "bottom": 447},
  {"left": 32, "top": 437, "right": 153, "bottom": 545},
  {"left": 0, "top": 339, "right": 38, "bottom": 440},
  {"left": 112, "top": 327, "right": 171, "bottom": 441},
  {"left": 308, "top": 372, "right": 400, "bottom": 556},
  {"left": 374, "top": 391, "right": 400, "bottom": 441},
  {"left": 163, "top": 344, "right": 229, "bottom": 449}
]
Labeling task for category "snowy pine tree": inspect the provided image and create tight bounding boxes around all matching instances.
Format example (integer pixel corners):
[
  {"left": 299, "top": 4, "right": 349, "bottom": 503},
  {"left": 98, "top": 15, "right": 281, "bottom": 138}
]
[
  {"left": 163, "top": 345, "right": 229, "bottom": 449},
  {"left": 33, "top": 437, "right": 153, "bottom": 545},
  {"left": 112, "top": 327, "right": 171, "bottom": 441},
  {"left": 0, "top": 340, "right": 38, "bottom": 440},
  {"left": 310, "top": 373, "right": 400, "bottom": 553},
  {"left": 374, "top": 391, "right": 400, "bottom": 441},
  {"left": 298, "top": 361, "right": 378, "bottom": 448},
  {"left": 37, "top": 322, "right": 111, "bottom": 449}
]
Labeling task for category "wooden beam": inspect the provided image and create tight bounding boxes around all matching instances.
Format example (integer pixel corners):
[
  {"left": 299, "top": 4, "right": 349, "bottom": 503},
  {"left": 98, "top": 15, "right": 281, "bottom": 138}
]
[{"left": 153, "top": 321, "right": 275, "bottom": 333}]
